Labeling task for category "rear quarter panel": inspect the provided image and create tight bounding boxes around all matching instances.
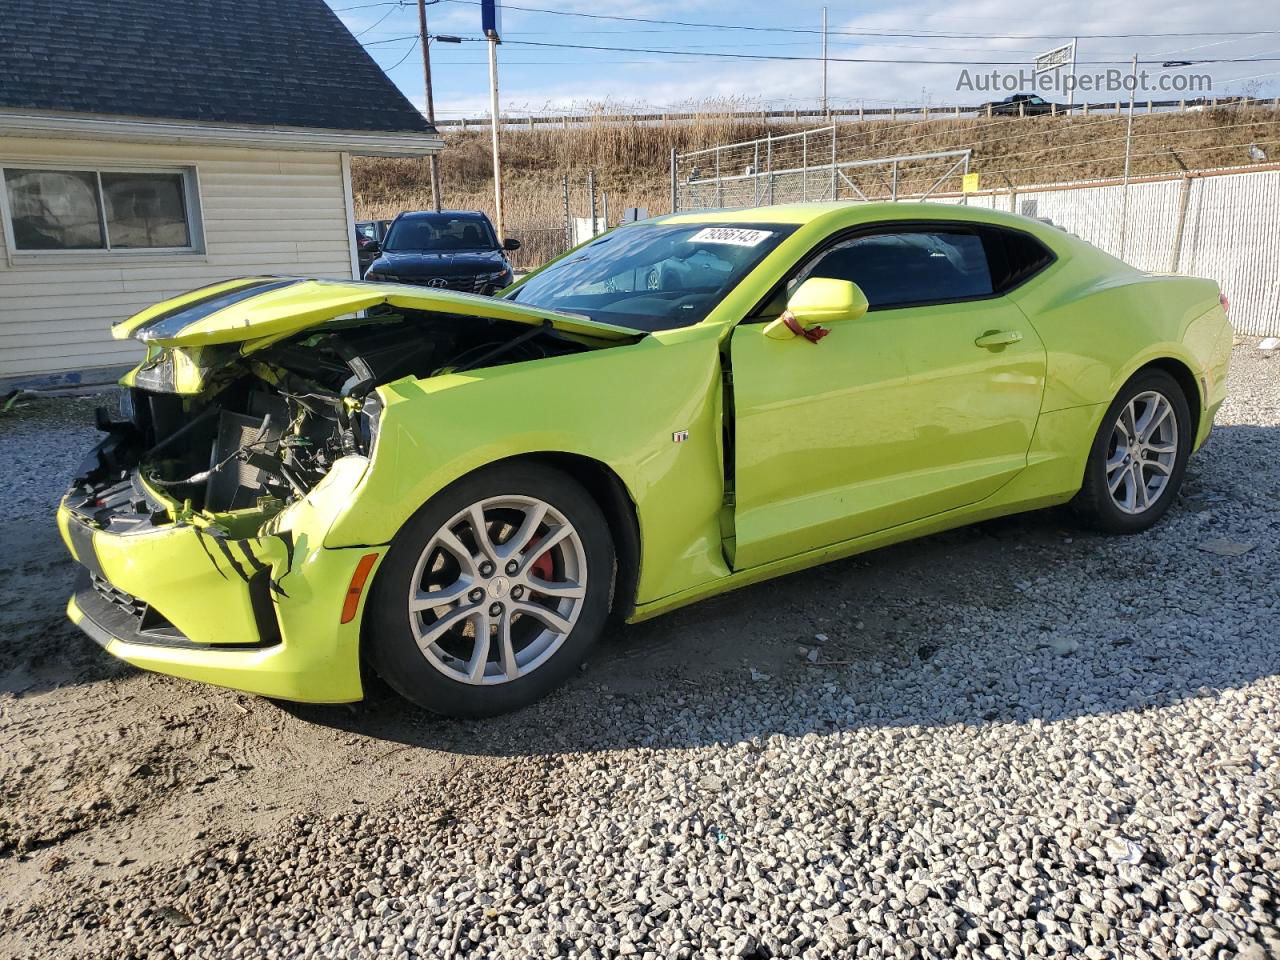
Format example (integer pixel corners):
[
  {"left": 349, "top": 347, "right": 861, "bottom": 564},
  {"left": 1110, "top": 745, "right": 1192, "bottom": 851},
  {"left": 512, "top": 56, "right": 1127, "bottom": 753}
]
[{"left": 1009, "top": 235, "right": 1228, "bottom": 419}]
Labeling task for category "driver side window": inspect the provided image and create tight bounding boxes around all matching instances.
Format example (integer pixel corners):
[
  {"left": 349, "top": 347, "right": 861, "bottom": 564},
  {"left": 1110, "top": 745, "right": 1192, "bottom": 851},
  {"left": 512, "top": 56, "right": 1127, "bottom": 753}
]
[{"left": 797, "top": 229, "right": 993, "bottom": 309}]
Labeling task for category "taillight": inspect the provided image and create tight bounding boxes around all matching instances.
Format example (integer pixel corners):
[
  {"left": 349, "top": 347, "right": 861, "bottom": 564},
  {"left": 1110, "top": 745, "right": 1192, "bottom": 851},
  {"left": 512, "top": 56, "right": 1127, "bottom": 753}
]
[{"left": 1219, "top": 292, "right": 1230, "bottom": 313}]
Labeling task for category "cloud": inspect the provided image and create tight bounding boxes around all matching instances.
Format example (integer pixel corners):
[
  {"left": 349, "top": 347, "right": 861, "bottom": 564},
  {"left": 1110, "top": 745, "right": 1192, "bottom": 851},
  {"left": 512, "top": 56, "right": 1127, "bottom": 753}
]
[
  {"left": 336, "top": 0, "right": 1280, "bottom": 116},
  {"left": 506, "top": 0, "right": 1274, "bottom": 106}
]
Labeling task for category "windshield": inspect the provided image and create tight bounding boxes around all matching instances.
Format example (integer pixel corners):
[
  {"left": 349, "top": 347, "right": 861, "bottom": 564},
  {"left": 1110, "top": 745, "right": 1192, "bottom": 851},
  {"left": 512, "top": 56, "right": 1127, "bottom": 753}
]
[
  {"left": 507, "top": 223, "right": 795, "bottom": 331},
  {"left": 384, "top": 215, "right": 498, "bottom": 252}
]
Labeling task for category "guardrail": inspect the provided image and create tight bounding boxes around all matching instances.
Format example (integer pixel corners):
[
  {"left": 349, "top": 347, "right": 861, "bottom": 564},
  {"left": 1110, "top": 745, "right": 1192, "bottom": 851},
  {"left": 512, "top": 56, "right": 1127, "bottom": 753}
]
[{"left": 432, "top": 97, "right": 1279, "bottom": 130}]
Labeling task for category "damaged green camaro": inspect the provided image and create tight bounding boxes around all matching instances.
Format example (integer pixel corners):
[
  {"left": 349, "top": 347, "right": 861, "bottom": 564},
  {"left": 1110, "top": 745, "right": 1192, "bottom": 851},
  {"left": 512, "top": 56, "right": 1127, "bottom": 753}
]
[{"left": 59, "top": 202, "right": 1232, "bottom": 716}]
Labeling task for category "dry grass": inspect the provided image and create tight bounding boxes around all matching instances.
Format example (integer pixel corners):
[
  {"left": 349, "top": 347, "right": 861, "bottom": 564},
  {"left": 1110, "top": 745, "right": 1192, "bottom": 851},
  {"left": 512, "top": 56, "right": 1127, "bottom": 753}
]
[
  {"left": 352, "top": 107, "right": 781, "bottom": 242},
  {"left": 352, "top": 103, "right": 1280, "bottom": 264}
]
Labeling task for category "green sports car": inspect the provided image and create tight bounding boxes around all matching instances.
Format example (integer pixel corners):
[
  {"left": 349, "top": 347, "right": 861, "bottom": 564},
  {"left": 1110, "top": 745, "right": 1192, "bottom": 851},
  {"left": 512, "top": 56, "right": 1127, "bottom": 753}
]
[{"left": 58, "top": 202, "right": 1232, "bottom": 716}]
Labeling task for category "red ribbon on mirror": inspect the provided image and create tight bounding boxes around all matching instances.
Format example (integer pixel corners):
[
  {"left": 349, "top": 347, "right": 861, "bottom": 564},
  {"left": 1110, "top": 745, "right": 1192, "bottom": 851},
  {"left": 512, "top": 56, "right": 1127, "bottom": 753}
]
[{"left": 781, "top": 311, "right": 830, "bottom": 343}]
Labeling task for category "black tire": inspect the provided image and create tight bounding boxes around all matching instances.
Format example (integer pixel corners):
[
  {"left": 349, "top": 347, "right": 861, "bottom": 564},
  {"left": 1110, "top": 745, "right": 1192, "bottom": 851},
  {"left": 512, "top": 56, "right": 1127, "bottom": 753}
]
[
  {"left": 366, "top": 462, "right": 614, "bottom": 717},
  {"left": 1071, "top": 368, "right": 1192, "bottom": 533}
]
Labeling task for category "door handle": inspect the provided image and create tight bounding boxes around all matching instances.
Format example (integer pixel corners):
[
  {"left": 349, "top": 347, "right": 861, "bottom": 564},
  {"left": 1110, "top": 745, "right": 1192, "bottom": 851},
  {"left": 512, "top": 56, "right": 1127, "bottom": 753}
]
[{"left": 974, "top": 329, "right": 1023, "bottom": 348}]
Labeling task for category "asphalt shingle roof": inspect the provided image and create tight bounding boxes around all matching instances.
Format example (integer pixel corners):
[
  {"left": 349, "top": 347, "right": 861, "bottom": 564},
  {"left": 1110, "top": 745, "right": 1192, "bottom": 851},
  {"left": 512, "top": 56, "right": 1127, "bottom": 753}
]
[{"left": 0, "top": 0, "right": 434, "bottom": 134}]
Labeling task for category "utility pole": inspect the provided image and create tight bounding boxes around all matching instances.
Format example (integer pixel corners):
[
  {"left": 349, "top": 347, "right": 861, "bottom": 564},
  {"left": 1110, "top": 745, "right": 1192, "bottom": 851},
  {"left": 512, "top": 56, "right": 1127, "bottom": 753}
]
[
  {"left": 1119, "top": 52, "right": 1138, "bottom": 258},
  {"left": 487, "top": 30, "right": 504, "bottom": 242},
  {"left": 821, "top": 7, "right": 829, "bottom": 118},
  {"left": 1122, "top": 53, "right": 1138, "bottom": 184},
  {"left": 417, "top": 0, "right": 442, "bottom": 212},
  {"left": 1067, "top": 37, "right": 1078, "bottom": 112}
]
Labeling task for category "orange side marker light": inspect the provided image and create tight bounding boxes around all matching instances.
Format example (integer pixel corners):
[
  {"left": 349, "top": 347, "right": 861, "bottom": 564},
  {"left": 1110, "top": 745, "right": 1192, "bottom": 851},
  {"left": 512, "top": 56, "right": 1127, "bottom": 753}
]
[{"left": 340, "top": 553, "right": 380, "bottom": 624}]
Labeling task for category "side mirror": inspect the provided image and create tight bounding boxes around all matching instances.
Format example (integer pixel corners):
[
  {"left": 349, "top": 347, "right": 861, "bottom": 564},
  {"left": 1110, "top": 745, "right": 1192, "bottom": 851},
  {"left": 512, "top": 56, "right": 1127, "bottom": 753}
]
[
  {"left": 763, "top": 277, "right": 869, "bottom": 341},
  {"left": 503, "top": 238, "right": 521, "bottom": 251},
  {"left": 365, "top": 241, "right": 381, "bottom": 255}
]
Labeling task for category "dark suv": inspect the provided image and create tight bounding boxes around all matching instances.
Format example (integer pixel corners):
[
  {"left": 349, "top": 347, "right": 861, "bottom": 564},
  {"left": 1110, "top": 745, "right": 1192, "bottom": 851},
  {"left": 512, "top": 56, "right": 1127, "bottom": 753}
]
[{"left": 362, "top": 211, "right": 518, "bottom": 294}]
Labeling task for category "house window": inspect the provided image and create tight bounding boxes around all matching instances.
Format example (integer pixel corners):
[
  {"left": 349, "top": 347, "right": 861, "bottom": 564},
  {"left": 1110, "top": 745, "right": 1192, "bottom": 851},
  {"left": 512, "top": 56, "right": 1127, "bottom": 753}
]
[{"left": 2, "top": 166, "right": 200, "bottom": 253}]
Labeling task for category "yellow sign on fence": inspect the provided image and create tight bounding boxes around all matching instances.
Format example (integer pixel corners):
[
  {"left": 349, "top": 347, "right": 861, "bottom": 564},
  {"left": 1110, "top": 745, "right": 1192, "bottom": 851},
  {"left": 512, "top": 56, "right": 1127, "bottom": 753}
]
[{"left": 962, "top": 173, "right": 981, "bottom": 194}]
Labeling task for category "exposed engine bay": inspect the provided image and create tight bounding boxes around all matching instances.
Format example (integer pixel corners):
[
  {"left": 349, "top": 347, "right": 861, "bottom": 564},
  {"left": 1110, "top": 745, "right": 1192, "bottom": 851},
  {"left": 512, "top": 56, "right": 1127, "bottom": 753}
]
[{"left": 65, "top": 306, "right": 611, "bottom": 533}]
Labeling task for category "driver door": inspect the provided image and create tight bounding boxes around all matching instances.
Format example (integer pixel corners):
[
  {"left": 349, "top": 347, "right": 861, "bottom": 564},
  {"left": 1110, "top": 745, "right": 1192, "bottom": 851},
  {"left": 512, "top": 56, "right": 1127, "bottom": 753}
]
[{"left": 728, "top": 225, "right": 1046, "bottom": 571}]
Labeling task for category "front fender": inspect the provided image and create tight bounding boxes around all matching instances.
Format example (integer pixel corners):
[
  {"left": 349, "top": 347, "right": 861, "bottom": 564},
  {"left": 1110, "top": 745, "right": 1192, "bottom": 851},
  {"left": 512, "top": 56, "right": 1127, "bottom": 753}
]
[{"left": 323, "top": 327, "right": 732, "bottom": 605}]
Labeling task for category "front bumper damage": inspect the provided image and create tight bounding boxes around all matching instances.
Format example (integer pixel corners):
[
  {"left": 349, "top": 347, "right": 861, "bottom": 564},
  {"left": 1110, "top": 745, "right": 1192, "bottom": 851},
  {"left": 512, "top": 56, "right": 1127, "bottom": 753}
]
[
  {"left": 59, "top": 457, "right": 380, "bottom": 704},
  {"left": 56, "top": 276, "right": 639, "bottom": 702}
]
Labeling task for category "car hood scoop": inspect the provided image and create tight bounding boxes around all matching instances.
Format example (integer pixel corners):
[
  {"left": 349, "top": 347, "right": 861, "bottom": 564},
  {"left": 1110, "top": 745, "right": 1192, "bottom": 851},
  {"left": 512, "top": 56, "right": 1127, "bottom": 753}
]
[{"left": 113, "top": 277, "right": 638, "bottom": 348}]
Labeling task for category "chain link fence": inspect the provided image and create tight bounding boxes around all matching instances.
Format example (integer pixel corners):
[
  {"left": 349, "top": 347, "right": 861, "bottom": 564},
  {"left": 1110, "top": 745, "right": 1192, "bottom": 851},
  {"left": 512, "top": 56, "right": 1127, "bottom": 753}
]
[
  {"left": 671, "top": 127, "right": 972, "bottom": 210},
  {"left": 505, "top": 171, "right": 648, "bottom": 273},
  {"left": 503, "top": 225, "right": 570, "bottom": 273}
]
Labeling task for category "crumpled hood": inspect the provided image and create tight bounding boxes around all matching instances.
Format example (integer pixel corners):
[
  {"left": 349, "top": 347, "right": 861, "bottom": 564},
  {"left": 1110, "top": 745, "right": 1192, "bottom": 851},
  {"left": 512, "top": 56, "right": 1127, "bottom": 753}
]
[
  {"left": 113, "top": 277, "right": 637, "bottom": 348},
  {"left": 369, "top": 248, "right": 508, "bottom": 278}
]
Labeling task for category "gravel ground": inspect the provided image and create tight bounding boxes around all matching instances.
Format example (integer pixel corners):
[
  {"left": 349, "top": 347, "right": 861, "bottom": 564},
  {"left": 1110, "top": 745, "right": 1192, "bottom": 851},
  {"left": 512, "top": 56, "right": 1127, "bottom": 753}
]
[{"left": 1, "top": 344, "right": 1277, "bottom": 960}]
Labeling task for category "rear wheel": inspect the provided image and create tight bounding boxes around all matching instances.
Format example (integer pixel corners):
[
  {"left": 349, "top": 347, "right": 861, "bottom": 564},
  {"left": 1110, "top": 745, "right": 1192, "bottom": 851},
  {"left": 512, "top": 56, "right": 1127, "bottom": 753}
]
[
  {"left": 367, "top": 463, "right": 614, "bottom": 717},
  {"left": 1072, "top": 369, "right": 1192, "bottom": 533}
]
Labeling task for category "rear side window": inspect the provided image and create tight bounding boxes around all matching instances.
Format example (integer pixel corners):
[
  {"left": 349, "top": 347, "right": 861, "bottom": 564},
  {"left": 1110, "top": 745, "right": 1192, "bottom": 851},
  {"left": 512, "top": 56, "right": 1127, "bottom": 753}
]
[
  {"left": 801, "top": 229, "right": 993, "bottom": 309},
  {"left": 981, "top": 226, "right": 1055, "bottom": 291}
]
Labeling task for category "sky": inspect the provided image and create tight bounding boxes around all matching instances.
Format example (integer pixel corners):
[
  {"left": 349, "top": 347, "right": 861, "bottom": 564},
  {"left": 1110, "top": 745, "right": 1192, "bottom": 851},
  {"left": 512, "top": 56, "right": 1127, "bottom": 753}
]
[{"left": 325, "top": 0, "right": 1280, "bottom": 120}]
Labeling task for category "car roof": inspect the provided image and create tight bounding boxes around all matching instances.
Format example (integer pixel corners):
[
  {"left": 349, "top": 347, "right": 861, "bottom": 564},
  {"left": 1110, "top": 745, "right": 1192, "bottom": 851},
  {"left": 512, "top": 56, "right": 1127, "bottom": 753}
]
[
  {"left": 649, "top": 201, "right": 1056, "bottom": 233},
  {"left": 397, "top": 210, "right": 492, "bottom": 219}
]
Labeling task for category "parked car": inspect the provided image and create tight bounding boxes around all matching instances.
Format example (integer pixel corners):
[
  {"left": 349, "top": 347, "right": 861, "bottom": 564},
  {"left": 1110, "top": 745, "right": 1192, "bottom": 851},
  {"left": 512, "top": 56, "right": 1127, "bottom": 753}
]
[
  {"left": 59, "top": 203, "right": 1231, "bottom": 717},
  {"left": 981, "top": 94, "right": 1057, "bottom": 116},
  {"left": 1185, "top": 96, "right": 1245, "bottom": 113},
  {"left": 355, "top": 219, "right": 391, "bottom": 274},
  {"left": 363, "top": 210, "right": 518, "bottom": 294}
]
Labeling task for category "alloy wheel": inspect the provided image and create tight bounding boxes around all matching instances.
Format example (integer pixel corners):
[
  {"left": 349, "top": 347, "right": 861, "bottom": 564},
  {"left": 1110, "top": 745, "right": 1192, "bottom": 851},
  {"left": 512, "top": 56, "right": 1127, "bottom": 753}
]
[
  {"left": 1105, "top": 390, "right": 1179, "bottom": 515},
  {"left": 407, "top": 496, "right": 588, "bottom": 685}
]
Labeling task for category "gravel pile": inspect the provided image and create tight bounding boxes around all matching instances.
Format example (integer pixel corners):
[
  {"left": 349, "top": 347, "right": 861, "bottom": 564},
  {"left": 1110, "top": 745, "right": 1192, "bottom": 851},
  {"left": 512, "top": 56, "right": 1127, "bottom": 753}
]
[{"left": 4, "top": 347, "right": 1278, "bottom": 960}]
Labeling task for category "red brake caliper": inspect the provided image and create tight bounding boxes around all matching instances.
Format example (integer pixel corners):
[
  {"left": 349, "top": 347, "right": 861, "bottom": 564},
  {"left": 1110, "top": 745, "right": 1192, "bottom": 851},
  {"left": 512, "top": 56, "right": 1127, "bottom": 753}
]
[{"left": 525, "top": 533, "right": 554, "bottom": 586}]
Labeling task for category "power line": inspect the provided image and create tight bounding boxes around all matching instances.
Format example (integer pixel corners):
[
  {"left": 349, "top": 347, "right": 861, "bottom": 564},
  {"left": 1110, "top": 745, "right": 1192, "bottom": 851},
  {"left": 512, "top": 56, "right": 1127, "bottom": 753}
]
[
  {"left": 434, "top": 0, "right": 1280, "bottom": 42},
  {"left": 334, "top": 1, "right": 407, "bottom": 10},
  {"left": 982, "top": 138, "right": 1279, "bottom": 179},
  {"left": 444, "top": 36, "right": 1280, "bottom": 66},
  {"left": 331, "top": 0, "right": 1278, "bottom": 40},
  {"left": 339, "top": 4, "right": 1277, "bottom": 61},
  {"left": 362, "top": 33, "right": 418, "bottom": 45},
  {"left": 367, "top": 32, "right": 1081, "bottom": 54},
  {"left": 419, "top": 40, "right": 1273, "bottom": 61},
  {"left": 377, "top": 37, "right": 422, "bottom": 69},
  {"left": 353, "top": 5, "right": 401, "bottom": 37}
]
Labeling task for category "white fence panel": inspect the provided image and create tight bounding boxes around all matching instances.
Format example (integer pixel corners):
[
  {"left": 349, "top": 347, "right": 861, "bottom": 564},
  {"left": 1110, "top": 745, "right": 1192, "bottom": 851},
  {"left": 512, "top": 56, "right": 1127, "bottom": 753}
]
[
  {"left": 1019, "top": 172, "right": 1280, "bottom": 336},
  {"left": 1179, "top": 171, "right": 1280, "bottom": 337},
  {"left": 1021, "top": 184, "right": 1126, "bottom": 255},
  {"left": 1124, "top": 179, "right": 1185, "bottom": 273}
]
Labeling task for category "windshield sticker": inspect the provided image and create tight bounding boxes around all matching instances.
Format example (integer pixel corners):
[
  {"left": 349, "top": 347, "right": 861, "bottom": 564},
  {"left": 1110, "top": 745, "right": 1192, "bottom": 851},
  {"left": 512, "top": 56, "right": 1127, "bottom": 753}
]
[{"left": 687, "top": 227, "right": 773, "bottom": 247}]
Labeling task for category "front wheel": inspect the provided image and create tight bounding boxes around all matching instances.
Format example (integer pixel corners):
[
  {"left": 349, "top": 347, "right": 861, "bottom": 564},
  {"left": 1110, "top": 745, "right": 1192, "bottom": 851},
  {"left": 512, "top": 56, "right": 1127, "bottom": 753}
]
[
  {"left": 1071, "top": 369, "right": 1192, "bottom": 533},
  {"left": 366, "top": 463, "right": 614, "bottom": 717}
]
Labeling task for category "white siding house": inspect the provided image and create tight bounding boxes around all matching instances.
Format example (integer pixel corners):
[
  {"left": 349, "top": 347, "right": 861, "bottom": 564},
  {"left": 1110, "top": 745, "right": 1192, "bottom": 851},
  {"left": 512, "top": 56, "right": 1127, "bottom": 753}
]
[
  {"left": 0, "top": 138, "right": 365, "bottom": 383},
  {"left": 0, "top": 0, "right": 441, "bottom": 390}
]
